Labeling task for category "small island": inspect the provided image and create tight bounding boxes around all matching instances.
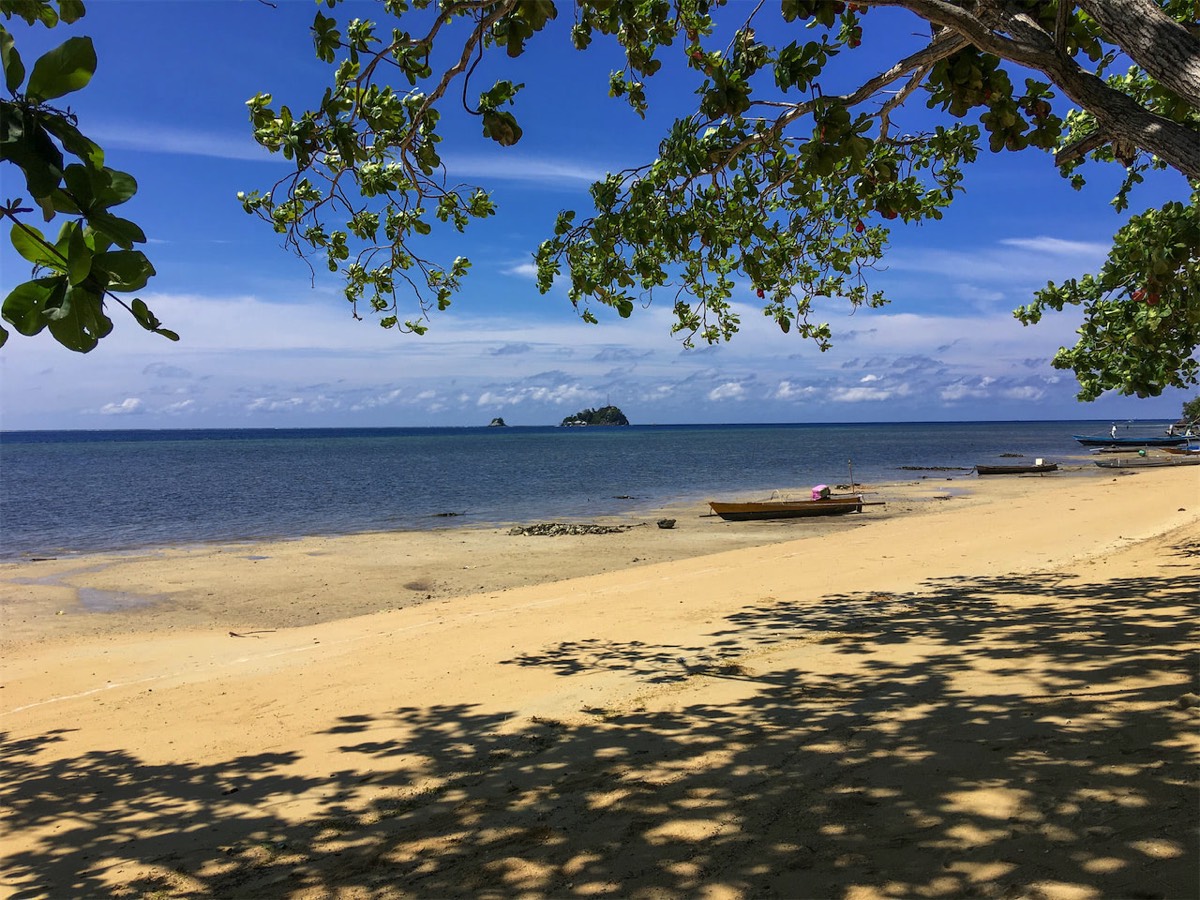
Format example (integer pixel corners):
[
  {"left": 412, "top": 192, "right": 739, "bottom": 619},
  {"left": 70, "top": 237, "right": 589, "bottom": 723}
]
[
  {"left": 488, "top": 417, "right": 507, "bottom": 427},
  {"left": 560, "top": 405, "right": 630, "bottom": 427}
]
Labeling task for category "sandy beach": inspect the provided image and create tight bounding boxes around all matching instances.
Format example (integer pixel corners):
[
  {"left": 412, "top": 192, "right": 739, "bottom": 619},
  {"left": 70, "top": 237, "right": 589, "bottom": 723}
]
[{"left": 2, "top": 467, "right": 1197, "bottom": 899}]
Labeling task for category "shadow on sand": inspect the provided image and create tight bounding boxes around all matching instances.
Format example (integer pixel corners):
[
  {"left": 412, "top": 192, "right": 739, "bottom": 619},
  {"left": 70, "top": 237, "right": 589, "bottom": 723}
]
[{"left": 3, "top": 538, "right": 1198, "bottom": 898}]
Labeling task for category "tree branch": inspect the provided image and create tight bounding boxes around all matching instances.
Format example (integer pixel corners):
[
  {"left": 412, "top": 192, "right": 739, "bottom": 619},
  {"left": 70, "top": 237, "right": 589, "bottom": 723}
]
[
  {"left": 869, "top": 0, "right": 1200, "bottom": 178},
  {"left": 1076, "top": 0, "right": 1200, "bottom": 106}
]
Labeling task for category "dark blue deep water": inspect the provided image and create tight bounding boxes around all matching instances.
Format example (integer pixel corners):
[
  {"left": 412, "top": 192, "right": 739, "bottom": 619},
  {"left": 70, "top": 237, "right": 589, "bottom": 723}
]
[{"left": 0, "top": 421, "right": 1152, "bottom": 558}]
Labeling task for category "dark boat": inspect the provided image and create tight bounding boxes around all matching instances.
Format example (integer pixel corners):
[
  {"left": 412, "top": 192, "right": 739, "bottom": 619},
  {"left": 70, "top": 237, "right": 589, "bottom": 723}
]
[
  {"left": 708, "top": 495, "right": 883, "bottom": 521},
  {"left": 975, "top": 463, "right": 1058, "bottom": 475},
  {"left": 1074, "top": 434, "right": 1189, "bottom": 447}
]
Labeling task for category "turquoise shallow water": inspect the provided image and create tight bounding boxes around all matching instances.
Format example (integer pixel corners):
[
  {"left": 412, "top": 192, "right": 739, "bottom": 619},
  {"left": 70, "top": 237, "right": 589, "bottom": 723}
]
[{"left": 0, "top": 420, "right": 1150, "bottom": 558}]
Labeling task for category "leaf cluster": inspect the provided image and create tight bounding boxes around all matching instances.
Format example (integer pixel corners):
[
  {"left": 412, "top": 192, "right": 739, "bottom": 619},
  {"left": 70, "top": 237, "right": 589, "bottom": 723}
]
[
  {"left": 1016, "top": 189, "right": 1199, "bottom": 401},
  {"left": 1, "top": 0, "right": 172, "bottom": 351},
  {"left": 245, "top": 0, "right": 1199, "bottom": 399}
]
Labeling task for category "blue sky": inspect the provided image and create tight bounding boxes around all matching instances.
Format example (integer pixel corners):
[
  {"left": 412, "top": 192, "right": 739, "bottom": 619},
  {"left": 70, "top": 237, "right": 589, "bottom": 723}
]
[{"left": 1, "top": 0, "right": 1194, "bottom": 430}]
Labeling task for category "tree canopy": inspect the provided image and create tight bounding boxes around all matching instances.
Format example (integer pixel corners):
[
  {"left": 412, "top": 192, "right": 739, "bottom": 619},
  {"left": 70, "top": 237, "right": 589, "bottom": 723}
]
[
  {"left": 1183, "top": 394, "right": 1200, "bottom": 423},
  {"left": 0, "top": 0, "right": 174, "bottom": 352},
  {"left": 241, "top": 0, "right": 1199, "bottom": 401}
]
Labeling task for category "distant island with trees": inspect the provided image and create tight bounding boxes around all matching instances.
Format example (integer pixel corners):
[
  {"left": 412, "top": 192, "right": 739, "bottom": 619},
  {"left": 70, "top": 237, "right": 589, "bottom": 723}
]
[{"left": 560, "top": 406, "right": 630, "bottom": 427}]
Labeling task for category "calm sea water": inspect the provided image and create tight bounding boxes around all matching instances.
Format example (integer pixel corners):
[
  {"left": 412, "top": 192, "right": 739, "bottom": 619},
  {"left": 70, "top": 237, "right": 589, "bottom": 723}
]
[{"left": 0, "top": 421, "right": 1151, "bottom": 558}]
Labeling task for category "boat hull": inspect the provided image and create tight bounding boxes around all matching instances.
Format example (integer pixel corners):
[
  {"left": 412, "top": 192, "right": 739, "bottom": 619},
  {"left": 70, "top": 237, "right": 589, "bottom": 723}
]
[
  {"left": 1074, "top": 434, "right": 1188, "bottom": 447},
  {"left": 975, "top": 464, "right": 1058, "bottom": 475},
  {"left": 708, "top": 497, "right": 869, "bottom": 521},
  {"left": 1094, "top": 456, "right": 1200, "bottom": 468}
]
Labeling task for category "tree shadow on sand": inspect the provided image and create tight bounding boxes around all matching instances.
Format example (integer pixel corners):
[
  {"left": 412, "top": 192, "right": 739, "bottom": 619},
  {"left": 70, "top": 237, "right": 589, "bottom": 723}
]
[{"left": 3, "top": 537, "right": 1198, "bottom": 898}]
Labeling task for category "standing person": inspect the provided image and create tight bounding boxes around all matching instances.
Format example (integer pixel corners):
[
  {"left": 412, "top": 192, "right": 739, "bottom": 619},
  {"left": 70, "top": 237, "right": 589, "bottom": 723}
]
[{"left": 1111, "top": 423, "right": 1118, "bottom": 439}]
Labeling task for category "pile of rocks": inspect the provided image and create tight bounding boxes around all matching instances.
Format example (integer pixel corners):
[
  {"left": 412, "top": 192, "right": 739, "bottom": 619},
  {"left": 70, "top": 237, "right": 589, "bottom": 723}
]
[{"left": 508, "top": 523, "right": 641, "bottom": 536}]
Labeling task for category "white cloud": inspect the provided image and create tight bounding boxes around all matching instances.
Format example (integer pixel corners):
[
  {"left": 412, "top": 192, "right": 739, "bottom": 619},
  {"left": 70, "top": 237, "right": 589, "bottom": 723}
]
[
  {"left": 939, "top": 382, "right": 989, "bottom": 402},
  {"left": 443, "top": 153, "right": 608, "bottom": 186},
  {"left": 99, "top": 398, "right": 144, "bottom": 415},
  {"left": 708, "top": 382, "right": 747, "bottom": 401},
  {"left": 476, "top": 383, "right": 592, "bottom": 408},
  {"left": 502, "top": 262, "right": 539, "bottom": 279},
  {"left": 1000, "top": 385, "right": 1048, "bottom": 402},
  {"left": 87, "top": 123, "right": 279, "bottom": 163},
  {"left": 997, "top": 236, "right": 1111, "bottom": 256},
  {"left": 831, "top": 384, "right": 912, "bottom": 403},
  {"left": 774, "top": 381, "right": 818, "bottom": 400},
  {"left": 883, "top": 235, "right": 1109, "bottom": 291},
  {"left": 246, "top": 397, "right": 306, "bottom": 413}
]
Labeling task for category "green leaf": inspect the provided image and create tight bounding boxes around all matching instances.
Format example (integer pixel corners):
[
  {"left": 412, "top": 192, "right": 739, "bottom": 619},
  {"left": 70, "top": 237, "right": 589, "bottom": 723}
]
[
  {"left": 128, "top": 297, "right": 177, "bottom": 340},
  {"left": 87, "top": 210, "right": 146, "bottom": 249},
  {"left": 9, "top": 221, "right": 60, "bottom": 267},
  {"left": 46, "top": 283, "right": 112, "bottom": 352},
  {"left": 1, "top": 275, "right": 64, "bottom": 336},
  {"left": 312, "top": 11, "right": 341, "bottom": 64},
  {"left": 1, "top": 26, "right": 26, "bottom": 93},
  {"left": 61, "top": 164, "right": 139, "bottom": 214},
  {"left": 58, "top": 0, "right": 86, "bottom": 24},
  {"left": 0, "top": 107, "right": 65, "bottom": 200},
  {"left": 94, "top": 249, "right": 154, "bottom": 291},
  {"left": 65, "top": 219, "right": 92, "bottom": 284},
  {"left": 41, "top": 115, "right": 104, "bottom": 169},
  {"left": 26, "top": 35, "right": 96, "bottom": 101}
]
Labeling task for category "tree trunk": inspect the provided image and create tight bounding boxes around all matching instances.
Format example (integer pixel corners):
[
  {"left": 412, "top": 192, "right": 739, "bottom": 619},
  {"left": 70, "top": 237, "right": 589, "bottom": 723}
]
[{"left": 1076, "top": 0, "right": 1200, "bottom": 107}]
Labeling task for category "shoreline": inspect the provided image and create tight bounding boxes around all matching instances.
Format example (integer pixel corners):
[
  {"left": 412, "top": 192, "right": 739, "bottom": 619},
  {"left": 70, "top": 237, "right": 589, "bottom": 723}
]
[
  {"left": 2, "top": 465, "right": 1197, "bottom": 899},
  {"left": 1, "top": 470, "right": 1092, "bottom": 645}
]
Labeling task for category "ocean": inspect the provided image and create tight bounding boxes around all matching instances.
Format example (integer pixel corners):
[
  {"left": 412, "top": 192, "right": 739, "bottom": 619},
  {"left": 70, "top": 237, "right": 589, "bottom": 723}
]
[{"left": 0, "top": 420, "right": 1155, "bottom": 559}]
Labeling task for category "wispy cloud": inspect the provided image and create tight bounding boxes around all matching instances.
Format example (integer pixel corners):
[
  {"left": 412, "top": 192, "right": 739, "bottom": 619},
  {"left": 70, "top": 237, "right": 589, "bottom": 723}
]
[
  {"left": 99, "top": 398, "right": 144, "bottom": 415},
  {"left": 830, "top": 383, "right": 913, "bottom": 403},
  {"left": 502, "top": 262, "right": 539, "bottom": 279},
  {"left": 489, "top": 343, "right": 533, "bottom": 357},
  {"left": 443, "top": 154, "right": 608, "bottom": 186},
  {"left": 883, "top": 236, "right": 1109, "bottom": 291},
  {"left": 997, "top": 236, "right": 1111, "bottom": 256},
  {"left": 87, "top": 123, "right": 278, "bottom": 163}
]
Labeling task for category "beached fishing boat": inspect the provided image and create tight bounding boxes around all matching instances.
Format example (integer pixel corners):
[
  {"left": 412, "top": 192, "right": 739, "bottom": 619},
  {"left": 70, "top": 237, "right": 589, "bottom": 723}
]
[
  {"left": 1093, "top": 455, "right": 1200, "bottom": 469},
  {"left": 708, "top": 494, "right": 882, "bottom": 521},
  {"left": 1073, "top": 434, "right": 1189, "bottom": 447},
  {"left": 975, "top": 463, "right": 1058, "bottom": 475}
]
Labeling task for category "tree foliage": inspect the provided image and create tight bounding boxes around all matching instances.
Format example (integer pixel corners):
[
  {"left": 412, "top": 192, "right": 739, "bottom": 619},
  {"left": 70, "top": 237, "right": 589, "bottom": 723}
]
[
  {"left": 1183, "top": 394, "right": 1200, "bottom": 423},
  {"left": 242, "top": 0, "right": 1198, "bottom": 401},
  {"left": 560, "top": 404, "right": 631, "bottom": 426},
  {"left": 0, "top": 0, "right": 174, "bottom": 352}
]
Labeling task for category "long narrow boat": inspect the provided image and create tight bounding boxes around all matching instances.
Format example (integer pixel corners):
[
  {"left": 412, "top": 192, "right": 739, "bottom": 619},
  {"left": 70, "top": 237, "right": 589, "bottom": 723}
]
[
  {"left": 1093, "top": 455, "right": 1200, "bottom": 468},
  {"left": 1074, "top": 434, "right": 1189, "bottom": 447},
  {"left": 975, "top": 463, "right": 1058, "bottom": 475},
  {"left": 708, "top": 495, "right": 883, "bottom": 521}
]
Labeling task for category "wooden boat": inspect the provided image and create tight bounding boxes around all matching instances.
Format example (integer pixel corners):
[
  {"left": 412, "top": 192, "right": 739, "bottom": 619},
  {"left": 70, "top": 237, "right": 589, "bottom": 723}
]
[
  {"left": 708, "top": 494, "right": 882, "bottom": 521},
  {"left": 975, "top": 463, "right": 1058, "bottom": 475},
  {"left": 1094, "top": 455, "right": 1200, "bottom": 468},
  {"left": 1074, "top": 434, "right": 1189, "bottom": 447}
]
